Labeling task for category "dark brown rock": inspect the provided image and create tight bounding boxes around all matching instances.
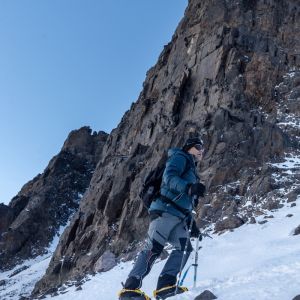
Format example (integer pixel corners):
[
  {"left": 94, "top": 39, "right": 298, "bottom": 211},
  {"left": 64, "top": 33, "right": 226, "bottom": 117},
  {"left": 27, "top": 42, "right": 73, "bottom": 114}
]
[
  {"left": 264, "top": 215, "right": 274, "bottom": 219},
  {"left": 215, "top": 216, "right": 244, "bottom": 232},
  {"left": 262, "top": 199, "right": 284, "bottom": 211},
  {"left": 94, "top": 250, "right": 116, "bottom": 273},
  {"left": 287, "top": 188, "right": 300, "bottom": 202},
  {"left": 8, "top": 265, "right": 29, "bottom": 278},
  {"left": 0, "top": 203, "right": 14, "bottom": 234},
  {"left": 294, "top": 225, "right": 300, "bottom": 236},
  {"left": 258, "top": 220, "right": 268, "bottom": 225},
  {"left": 194, "top": 290, "right": 217, "bottom": 300}
]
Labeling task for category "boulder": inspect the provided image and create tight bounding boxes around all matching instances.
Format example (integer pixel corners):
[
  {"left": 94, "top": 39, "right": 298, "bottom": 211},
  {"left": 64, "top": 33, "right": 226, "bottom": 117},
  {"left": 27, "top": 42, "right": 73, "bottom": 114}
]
[
  {"left": 94, "top": 251, "right": 117, "bottom": 273},
  {"left": 293, "top": 225, "right": 300, "bottom": 236},
  {"left": 194, "top": 290, "right": 217, "bottom": 300},
  {"left": 215, "top": 216, "right": 244, "bottom": 232}
]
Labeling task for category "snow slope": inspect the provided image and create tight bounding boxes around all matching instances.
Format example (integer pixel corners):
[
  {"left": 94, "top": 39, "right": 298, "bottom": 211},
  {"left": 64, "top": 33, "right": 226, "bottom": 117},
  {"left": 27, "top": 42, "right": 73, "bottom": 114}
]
[
  {"left": 1, "top": 201, "right": 299, "bottom": 300},
  {"left": 0, "top": 226, "right": 66, "bottom": 299}
]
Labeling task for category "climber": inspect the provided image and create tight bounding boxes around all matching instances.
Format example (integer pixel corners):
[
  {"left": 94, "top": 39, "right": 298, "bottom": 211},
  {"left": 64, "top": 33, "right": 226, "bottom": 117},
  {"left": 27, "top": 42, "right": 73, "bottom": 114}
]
[{"left": 118, "top": 137, "right": 206, "bottom": 300}]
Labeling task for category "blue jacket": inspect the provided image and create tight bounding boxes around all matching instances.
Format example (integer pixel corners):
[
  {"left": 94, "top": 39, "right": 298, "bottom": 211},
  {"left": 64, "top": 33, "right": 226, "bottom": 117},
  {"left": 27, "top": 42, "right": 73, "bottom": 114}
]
[{"left": 149, "top": 148, "right": 199, "bottom": 218}]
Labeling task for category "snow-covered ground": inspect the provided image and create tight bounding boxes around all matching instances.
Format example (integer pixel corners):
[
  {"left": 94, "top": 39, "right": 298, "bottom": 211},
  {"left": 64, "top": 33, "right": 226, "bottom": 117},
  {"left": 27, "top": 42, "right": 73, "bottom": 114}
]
[
  {"left": 2, "top": 197, "right": 299, "bottom": 300},
  {"left": 0, "top": 226, "right": 66, "bottom": 300},
  {"left": 43, "top": 197, "right": 299, "bottom": 300}
]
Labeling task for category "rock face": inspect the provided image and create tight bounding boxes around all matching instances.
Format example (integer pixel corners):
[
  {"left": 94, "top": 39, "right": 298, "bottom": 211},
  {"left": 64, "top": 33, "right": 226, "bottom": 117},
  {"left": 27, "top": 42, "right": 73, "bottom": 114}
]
[
  {"left": 0, "top": 204, "right": 14, "bottom": 234},
  {"left": 0, "top": 127, "right": 108, "bottom": 271},
  {"left": 34, "top": 0, "right": 300, "bottom": 296}
]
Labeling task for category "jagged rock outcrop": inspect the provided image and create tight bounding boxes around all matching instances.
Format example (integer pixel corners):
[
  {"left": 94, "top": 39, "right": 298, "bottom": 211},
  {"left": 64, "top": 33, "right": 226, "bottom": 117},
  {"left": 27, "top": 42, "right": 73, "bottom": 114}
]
[
  {"left": 0, "top": 127, "right": 108, "bottom": 270},
  {"left": 34, "top": 0, "right": 300, "bottom": 296}
]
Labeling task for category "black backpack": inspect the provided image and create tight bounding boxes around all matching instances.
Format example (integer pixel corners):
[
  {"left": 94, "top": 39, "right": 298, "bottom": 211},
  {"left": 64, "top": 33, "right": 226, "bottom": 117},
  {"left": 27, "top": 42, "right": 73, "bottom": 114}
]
[
  {"left": 139, "top": 160, "right": 166, "bottom": 209},
  {"left": 139, "top": 152, "right": 190, "bottom": 209}
]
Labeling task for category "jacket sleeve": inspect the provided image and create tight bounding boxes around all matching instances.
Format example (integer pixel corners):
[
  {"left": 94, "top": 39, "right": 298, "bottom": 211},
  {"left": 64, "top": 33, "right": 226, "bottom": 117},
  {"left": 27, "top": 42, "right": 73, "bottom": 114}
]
[{"left": 163, "top": 153, "right": 190, "bottom": 194}]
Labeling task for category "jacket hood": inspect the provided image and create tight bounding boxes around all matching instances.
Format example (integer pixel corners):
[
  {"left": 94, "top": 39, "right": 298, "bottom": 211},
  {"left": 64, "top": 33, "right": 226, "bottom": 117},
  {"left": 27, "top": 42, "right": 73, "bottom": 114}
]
[
  {"left": 167, "top": 148, "right": 194, "bottom": 164},
  {"left": 167, "top": 148, "right": 182, "bottom": 157}
]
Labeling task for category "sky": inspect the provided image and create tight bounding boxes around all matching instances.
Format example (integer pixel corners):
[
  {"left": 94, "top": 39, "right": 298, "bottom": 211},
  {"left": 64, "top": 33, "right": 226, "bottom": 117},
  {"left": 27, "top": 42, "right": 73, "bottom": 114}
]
[{"left": 0, "top": 0, "right": 188, "bottom": 204}]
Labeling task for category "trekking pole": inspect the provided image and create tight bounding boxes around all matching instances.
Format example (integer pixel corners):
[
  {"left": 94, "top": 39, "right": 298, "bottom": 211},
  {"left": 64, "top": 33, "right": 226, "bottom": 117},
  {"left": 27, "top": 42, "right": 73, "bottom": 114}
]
[
  {"left": 175, "top": 210, "right": 195, "bottom": 295},
  {"left": 193, "top": 234, "right": 200, "bottom": 288},
  {"left": 179, "top": 244, "right": 202, "bottom": 286},
  {"left": 179, "top": 232, "right": 213, "bottom": 287},
  {"left": 179, "top": 264, "right": 192, "bottom": 286}
]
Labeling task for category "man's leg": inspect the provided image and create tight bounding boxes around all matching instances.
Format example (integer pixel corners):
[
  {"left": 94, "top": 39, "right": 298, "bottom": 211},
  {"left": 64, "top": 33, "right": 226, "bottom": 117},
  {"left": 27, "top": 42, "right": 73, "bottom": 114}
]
[
  {"left": 156, "top": 218, "right": 192, "bottom": 292},
  {"left": 124, "top": 239, "right": 164, "bottom": 289},
  {"left": 124, "top": 213, "right": 180, "bottom": 290}
]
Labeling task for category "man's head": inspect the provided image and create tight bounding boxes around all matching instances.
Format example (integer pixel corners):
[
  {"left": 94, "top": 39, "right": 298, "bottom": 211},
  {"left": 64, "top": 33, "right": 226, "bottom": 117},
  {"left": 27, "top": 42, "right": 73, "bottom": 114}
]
[{"left": 183, "top": 137, "right": 204, "bottom": 160}]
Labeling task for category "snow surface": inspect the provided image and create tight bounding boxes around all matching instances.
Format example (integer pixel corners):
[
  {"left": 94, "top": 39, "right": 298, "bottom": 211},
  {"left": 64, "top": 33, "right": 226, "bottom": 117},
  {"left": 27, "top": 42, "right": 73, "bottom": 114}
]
[
  {"left": 0, "top": 225, "right": 66, "bottom": 299},
  {"left": 42, "top": 198, "right": 300, "bottom": 300},
  {"left": 1, "top": 198, "right": 298, "bottom": 300},
  {"left": 1, "top": 199, "right": 300, "bottom": 300}
]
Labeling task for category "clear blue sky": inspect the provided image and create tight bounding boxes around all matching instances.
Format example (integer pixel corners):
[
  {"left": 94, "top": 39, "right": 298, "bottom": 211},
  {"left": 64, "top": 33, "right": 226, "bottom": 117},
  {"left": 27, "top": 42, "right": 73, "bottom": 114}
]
[{"left": 0, "top": 1, "right": 187, "bottom": 204}]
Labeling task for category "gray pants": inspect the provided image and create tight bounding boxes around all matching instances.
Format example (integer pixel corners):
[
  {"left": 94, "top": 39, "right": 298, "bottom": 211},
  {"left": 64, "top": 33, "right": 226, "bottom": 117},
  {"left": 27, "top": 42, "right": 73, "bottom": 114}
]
[{"left": 125, "top": 212, "right": 192, "bottom": 290}]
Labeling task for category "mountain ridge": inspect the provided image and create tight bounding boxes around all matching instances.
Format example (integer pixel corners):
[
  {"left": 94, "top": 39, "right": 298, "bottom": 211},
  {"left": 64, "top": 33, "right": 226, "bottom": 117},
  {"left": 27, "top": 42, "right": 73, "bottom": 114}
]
[{"left": 0, "top": 126, "right": 108, "bottom": 271}]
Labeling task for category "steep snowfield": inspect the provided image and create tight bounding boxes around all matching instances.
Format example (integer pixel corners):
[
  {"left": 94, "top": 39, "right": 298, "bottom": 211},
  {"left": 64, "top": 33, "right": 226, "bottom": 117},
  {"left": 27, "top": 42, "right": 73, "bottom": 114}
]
[
  {"left": 2, "top": 197, "right": 299, "bottom": 300},
  {"left": 0, "top": 226, "right": 66, "bottom": 299}
]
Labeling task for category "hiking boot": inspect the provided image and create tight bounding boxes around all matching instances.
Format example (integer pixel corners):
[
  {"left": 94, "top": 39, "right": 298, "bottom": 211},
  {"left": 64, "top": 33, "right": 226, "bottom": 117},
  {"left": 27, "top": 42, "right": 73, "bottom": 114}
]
[
  {"left": 118, "top": 288, "right": 151, "bottom": 300},
  {"left": 153, "top": 285, "right": 188, "bottom": 299}
]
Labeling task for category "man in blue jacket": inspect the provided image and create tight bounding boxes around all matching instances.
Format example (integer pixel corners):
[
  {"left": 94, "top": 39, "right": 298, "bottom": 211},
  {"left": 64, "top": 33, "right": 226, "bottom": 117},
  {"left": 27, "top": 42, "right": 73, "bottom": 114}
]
[{"left": 119, "top": 137, "right": 206, "bottom": 300}]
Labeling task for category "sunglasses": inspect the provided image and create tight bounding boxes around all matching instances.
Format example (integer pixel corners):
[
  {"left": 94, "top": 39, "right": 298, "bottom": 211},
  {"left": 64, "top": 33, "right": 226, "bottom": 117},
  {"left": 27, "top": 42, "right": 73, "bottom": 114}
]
[{"left": 194, "top": 144, "right": 204, "bottom": 151}]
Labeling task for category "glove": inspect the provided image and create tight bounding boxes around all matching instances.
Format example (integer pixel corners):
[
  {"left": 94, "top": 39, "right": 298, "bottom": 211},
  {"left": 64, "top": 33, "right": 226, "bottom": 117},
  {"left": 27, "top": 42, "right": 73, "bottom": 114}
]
[
  {"left": 186, "top": 216, "right": 202, "bottom": 239},
  {"left": 191, "top": 221, "right": 202, "bottom": 239},
  {"left": 192, "top": 196, "right": 199, "bottom": 208},
  {"left": 189, "top": 182, "right": 206, "bottom": 198}
]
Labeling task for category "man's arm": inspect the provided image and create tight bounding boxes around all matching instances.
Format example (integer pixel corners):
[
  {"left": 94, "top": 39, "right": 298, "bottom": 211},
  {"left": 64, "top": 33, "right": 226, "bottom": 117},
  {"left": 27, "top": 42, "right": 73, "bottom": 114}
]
[{"left": 163, "top": 154, "right": 190, "bottom": 194}]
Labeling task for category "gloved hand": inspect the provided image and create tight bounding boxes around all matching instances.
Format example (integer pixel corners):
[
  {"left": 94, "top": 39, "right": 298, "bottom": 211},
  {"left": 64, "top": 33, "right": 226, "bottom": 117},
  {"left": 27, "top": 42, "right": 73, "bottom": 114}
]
[
  {"left": 186, "top": 216, "right": 202, "bottom": 239},
  {"left": 189, "top": 182, "right": 206, "bottom": 198},
  {"left": 191, "top": 221, "right": 202, "bottom": 239},
  {"left": 192, "top": 196, "right": 199, "bottom": 208}
]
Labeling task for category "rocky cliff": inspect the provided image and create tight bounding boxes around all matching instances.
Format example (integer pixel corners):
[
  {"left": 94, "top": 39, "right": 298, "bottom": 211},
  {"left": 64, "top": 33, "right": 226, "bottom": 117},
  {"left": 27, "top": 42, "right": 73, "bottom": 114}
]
[
  {"left": 0, "top": 127, "right": 108, "bottom": 271},
  {"left": 34, "top": 0, "right": 299, "bottom": 296}
]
